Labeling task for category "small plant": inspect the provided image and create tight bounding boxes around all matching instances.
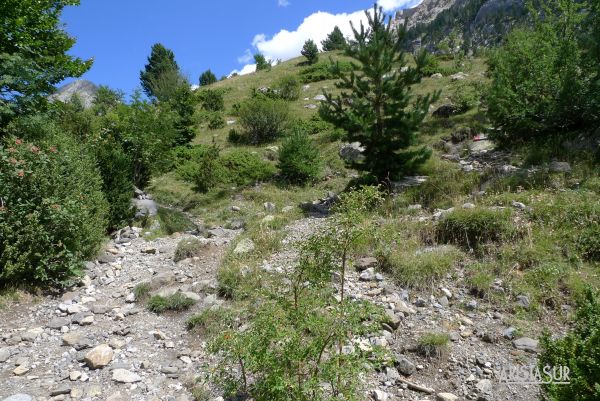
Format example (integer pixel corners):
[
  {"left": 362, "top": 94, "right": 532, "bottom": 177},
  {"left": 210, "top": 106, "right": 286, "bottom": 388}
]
[
  {"left": 157, "top": 207, "right": 197, "bottom": 235},
  {"left": 199, "top": 69, "right": 217, "bottom": 86},
  {"left": 133, "top": 283, "right": 151, "bottom": 301},
  {"left": 220, "top": 149, "right": 276, "bottom": 186},
  {"left": 186, "top": 307, "right": 236, "bottom": 335},
  {"left": 538, "top": 288, "right": 600, "bottom": 401},
  {"left": 301, "top": 39, "right": 319, "bottom": 65},
  {"left": 450, "top": 81, "right": 482, "bottom": 113},
  {"left": 417, "top": 332, "right": 450, "bottom": 359},
  {"left": 197, "top": 88, "right": 225, "bottom": 112},
  {"left": 207, "top": 112, "right": 225, "bottom": 129},
  {"left": 147, "top": 292, "right": 196, "bottom": 313},
  {"left": 237, "top": 97, "right": 290, "bottom": 144},
  {"left": 278, "top": 130, "right": 321, "bottom": 185},
  {"left": 174, "top": 238, "right": 205, "bottom": 262}
]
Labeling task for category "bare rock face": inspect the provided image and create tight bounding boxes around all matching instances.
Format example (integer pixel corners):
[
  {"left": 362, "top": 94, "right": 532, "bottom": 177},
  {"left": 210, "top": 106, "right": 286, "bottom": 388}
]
[
  {"left": 84, "top": 344, "right": 113, "bottom": 369},
  {"left": 49, "top": 80, "right": 99, "bottom": 109}
]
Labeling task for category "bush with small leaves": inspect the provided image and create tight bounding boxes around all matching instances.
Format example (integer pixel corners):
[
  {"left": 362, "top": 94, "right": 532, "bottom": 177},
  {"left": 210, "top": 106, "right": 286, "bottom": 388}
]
[
  {"left": 207, "top": 112, "right": 225, "bottom": 129},
  {"left": 274, "top": 75, "right": 301, "bottom": 101},
  {"left": 147, "top": 292, "right": 196, "bottom": 313},
  {"left": 197, "top": 89, "right": 225, "bottom": 112},
  {"left": 237, "top": 97, "right": 290, "bottom": 144},
  {"left": 156, "top": 207, "right": 197, "bottom": 235},
  {"left": 417, "top": 332, "right": 450, "bottom": 359},
  {"left": 278, "top": 130, "right": 321, "bottom": 184},
  {"left": 174, "top": 238, "right": 205, "bottom": 262},
  {"left": 220, "top": 149, "right": 276, "bottom": 186}
]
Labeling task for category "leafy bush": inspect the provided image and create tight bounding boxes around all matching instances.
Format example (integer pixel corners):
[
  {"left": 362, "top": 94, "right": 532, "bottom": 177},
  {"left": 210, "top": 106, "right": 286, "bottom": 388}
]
[
  {"left": 178, "top": 144, "right": 225, "bottom": 192},
  {"left": 207, "top": 112, "right": 225, "bottom": 129},
  {"left": 278, "top": 130, "right": 321, "bottom": 184},
  {"left": 577, "top": 224, "right": 600, "bottom": 262},
  {"left": 157, "top": 207, "right": 197, "bottom": 235},
  {"left": 414, "top": 49, "right": 440, "bottom": 76},
  {"left": 187, "top": 307, "right": 236, "bottom": 335},
  {"left": 436, "top": 207, "right": 517, "bottom": 250},
  {"left": 174, "top": 237, "right": 205, "bottom": 262},
  {"left": 299, "top": 61, "right": 354, "bottom": 83},
  {"left": 197, "top": 88, "right": 225, "bottom": 112},
  {"left": 237, "top": 97, "right": 289, "bottom": 144},
  {"left": 147, "top": 292, "right": 196, "bottom": 313},
  {"left": 417, "top": 332, "right": 450, "bottom": 359},
  {"left": 289, "top": 115, "right": 334, "bottom": 136},
  {"left": 274, "top": 75, "right": 301, "bottom": 101},
  {"left": 254, "top": 53, "right": 271, "bottom": 71},
  {"left": 538, "top": 288, "right": 600, "bottom": 401},
  {"left": 450, "top": 82, "right": 482, "bottom": 113},
  {"left": 220, "top": 149, "right": 276, "bottom": 186},
  {"left": 0, "top": 135, "right": 108, "bottom": 286}
]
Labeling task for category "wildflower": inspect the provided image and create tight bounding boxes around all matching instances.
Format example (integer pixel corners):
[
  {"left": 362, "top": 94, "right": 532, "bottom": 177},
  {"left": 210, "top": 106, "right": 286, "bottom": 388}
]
[
  {"left": 7, "top": 147, "right": 16, "bottom": 153},
  {"left": 49, "top": 146, "right": 57, "bottom": 153},
  {"left": 9, "top": 158, "right": 17, "bottom": 164},
  {"left": 30, "top": 146, "right": 40, "bottom": 153},
  {"left": 15, "top": 138, "right": 22, "bottom": 145},
  {"left": 17, "top": 170, "right": 24, "bottom": 177}
]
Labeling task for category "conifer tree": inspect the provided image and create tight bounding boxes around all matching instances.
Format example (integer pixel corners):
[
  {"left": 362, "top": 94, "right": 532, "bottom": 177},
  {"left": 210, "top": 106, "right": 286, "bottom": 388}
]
[
  {"left": 199, "top": 69, "right": 217, "bottom": 86},
  {"left": 140, "top": 43, "right": 181, "bottom": 100},
  {"left": 321, "top": 26, "right": 347, "bottom": 51},
  {"left": 254, "top": 54, "right": 271, "bottom": 71},
  {"left": 301, "top": 39, "right": 319, "bottom": 64},
  {"left": 320, "top": 5, "right": 438, "bottom": 182}
]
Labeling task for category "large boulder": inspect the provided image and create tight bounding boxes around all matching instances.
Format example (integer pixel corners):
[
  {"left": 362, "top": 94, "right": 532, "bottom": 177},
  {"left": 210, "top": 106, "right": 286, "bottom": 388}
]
[
  {"left": 84, "top": 344, "right": 113, "bottom": 369},
  {"left": 339, "top": 142, "right": 365, "bottom": 163}
]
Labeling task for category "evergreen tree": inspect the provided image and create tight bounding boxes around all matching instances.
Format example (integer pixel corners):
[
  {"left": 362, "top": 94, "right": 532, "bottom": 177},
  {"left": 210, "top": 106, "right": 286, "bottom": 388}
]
[
  {"left": 166, "top": 84, "right": 197, "bottom": 146},
  {"left": 321, "top": 26, "right": 347, "bottom": 51},
  {"left": 320, "top": 5, "right": 438, "bottom": 182},
  {"left": 254, "top": 54, "right": 271, "bottom": 71},
  {"left": 199, "top": 69, "right": 217, "bottom": 86},
  {"left": 301, "top": 40, "right": 319, "bottom": 64},
  {"left": 0, "top": 0, "right": 92, "bottom": 127},
  {"left": 140, "top": 43, "right": 181, "bottom": 100}
]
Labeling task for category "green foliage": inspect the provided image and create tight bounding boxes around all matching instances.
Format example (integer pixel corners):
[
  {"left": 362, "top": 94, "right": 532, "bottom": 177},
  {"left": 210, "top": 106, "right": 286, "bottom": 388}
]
[
  {"left": 301, "top": 39, "right": 319, "bottom": 65},
  {"left": 417, "top": 332, "right": 450, "bottom": 359},
  {"left": 449, "top": 81, "right": 482, "bottom": 113},
  {"left": 274, "top": 75, "right": 301, "bottom": 101},
  {"left": 139, "top": 43, "right": 181, "bottom": 101},
  {"left": 147, "top": 292, "right": 196, "bottom": 313},
  {"left": 0, "top": 135, "right": 108, "bottom": 287},
  {"left": 289, "top": 115, "right": 334, "bottom": 136},
  {"left": 186, "top": 307, "right": 236, "bottom": 335},
  {"left": 577, "top": 224, "right": 600, "bottom": 262},
  {"left": 320, "top": 5, "right": 438, "bottom": 181},
  {"left": 322, "top": 26, "right": 347, "bottom": 51},
  {"left": 436, "top": 207, "right": 517, "bottom": 250},
  {"left": 538, "top": 288, "right": 600, "bottom": 401},
  {"left": 156, "top": 207, "right": 197, "bottom": 235},
  {"left": 414, "top": 49, "right": 440, "bottom": 77},
  {"left": 212, "top": 187, "right": 386, "bottom": 401},
  {"left": 299, "top": 61, "right": 355, "bottom": 83},
  {"left": 254, "top": 54, "right": 271, "bottom": 71},
  {"left": 278, "top": 130, "right": 321, "bottom": 184},
  {"left": 220, "top": 149, "right": 276, "bottom": 186},
  {"left": 197, "top": 89, "right": 225, "bottom": 112},
  {"left": 0, "top": 0, "right": 92, "bottom": 126},
  {"left": 237, "top": 97, "right": 290, "bottom": 144},
  {"left": 487, "top": 0, "right": 599, "bottom": 142},
  {"left": 166, "top": 83, "right": 197, "bottom": 146},
  {"left": 174, "top": 238, "right": 205, "bottom": 262},
  {"left": 199, "top": 69, "right": 217, "bottom": 86},
  {"left": 133, "top": 283, "right": 151, "bottom": 301},
  {"left": 207, "top": 112, "right": 225, "bottom": 130}
]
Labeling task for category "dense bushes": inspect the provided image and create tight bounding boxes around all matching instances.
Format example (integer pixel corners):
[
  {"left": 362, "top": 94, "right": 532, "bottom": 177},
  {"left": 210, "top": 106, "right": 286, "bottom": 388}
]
[
  {"left": 220, "top": 149, "right": 276, "bottom": 186},
  {"left": 0, "top": 136, "right": 108, "bottom": 286},
  {"left": 274, "top": 75, "right": 301, "bottom": 101},
  {"left": 237, "top": 97, "right": 289, "bottom": 144},
  {"left": 278, "top": 130, "right": 321, "bottom": 184},
  {"left": 299, "top": 61, "right": 355, "bottom": 83},
  {"left": 538, "top": 289, "right": 600, "bottom": 401}
]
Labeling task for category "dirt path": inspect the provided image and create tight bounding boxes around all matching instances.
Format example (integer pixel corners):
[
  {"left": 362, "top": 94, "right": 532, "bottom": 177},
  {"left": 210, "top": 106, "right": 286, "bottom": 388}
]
[{"left": 0, "top": 226, "right": 238, "bottom": 401}]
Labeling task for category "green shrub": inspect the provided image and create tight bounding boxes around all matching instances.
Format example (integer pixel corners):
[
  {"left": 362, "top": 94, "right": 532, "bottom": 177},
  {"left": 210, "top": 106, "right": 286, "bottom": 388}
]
[
  {"left": 301, "top": 39, "right": 319, "bottom": 65},
  {"left": 174, "top": 237, "right": 205, "bottom": 262},
  {"left": 207, "top": 112, "right": 225, "bottom": 130},
  {"left": 417, "top": 332, "right": 450, "bottom": 359},
  {"left": 227, "top": 128, "right": 243, "bottom": 144},
  {"left": 133, "top": 283, "right": 151, "bottom": 301},
  {"left": 179, "top": 144, "right": 225, "bottom": 192},
  {"left": 577, "top": 224, "right": 600, "bottom": 262},
  {"left": 436, "top": 207, "right": 517, "bottom": 250},
  {"left": 238, "top": 97, "right": 289, "bottom": 144},
  {"left": 289, "top": 115, "right": 334, "bottom": 136},
  {"left": 186, "top": 307, "right": 236, "bottom": 335},
  {"left": 157, "top": 207, "right": 197, "bottom": 235},
  {"left": 450, "top": 82, "right": 482, "bottom": 113},
  {"left": 415, "top": 49, "right": 440, "bottom": 76},
  {"left": 147, "top": 292, "right": 196, "bottom": 313},
  {"left": 274, "top": 75, "right": 301, "bottom": 101},
  {"left": 538, "top": 288, "right": 600, "bottom": 401},
  {"left": 220, "top": 149, "right": 276, "bottom": 186},
  {"left": 278, "top": 130, "right": 321, "bottom": 184},
  {"left": 299, "top": 61, "right": 354, "bottom": 83},
  {"left": 197, "top": 88, "right": 225, "bottom": 112},
  {"left": 0, "top": 135, "right": 108, "bottom": 286}
]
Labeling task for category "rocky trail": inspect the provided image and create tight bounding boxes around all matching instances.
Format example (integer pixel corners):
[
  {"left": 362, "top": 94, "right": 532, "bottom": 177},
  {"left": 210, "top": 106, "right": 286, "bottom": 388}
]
[{"left": 1, "top": 208, "right": 545, "bottom": 401}]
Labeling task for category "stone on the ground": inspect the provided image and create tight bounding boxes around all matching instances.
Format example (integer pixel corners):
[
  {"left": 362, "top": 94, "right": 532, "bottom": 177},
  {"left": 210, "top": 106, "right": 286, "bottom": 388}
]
[
  {"left": 395, "top": 355, "right": 416, "bottom": 376},
  {"left": 384, "top": 310, "right": 402, "bottom": 330},
  {"left": 476, "top": 379, "right": 493, "bottom": 394},
  {"left": 112, "top": 368, "right": 142, "bottom": 383},
  {"left": 13, "top": 365, "right": 29, "bottom": 376},
  {"left": 0, "top": 347, "right": 10, "bottom": 362},
  {"left": 355, "top": 257, "right": 378, "bottom": 271},
  {"left": 2, "top": 395, "right": 34, "bottom": 401},
  {"left": 431, "top": 73, "right": 443, "bottom": 79},
  {"left": 437, "top": 393, "right": 459, "bottom": 401},
  {"left": 263, "top": 202, "right": 276, "bottom": 212},
  {"left": 339, "top": 142, "right": 365, "bottom": 163},
  {"left": 549, "top": 161, "right": 571, "bottom": 173},
  {"left": 49, "top": 386, "right": 71, "bottom": 396},
  {"left": 513, "top": 337, "right": 539, "bottom": 353},
  {"left": 47, "top": 317, "right": 70, "bottom": 329},
  {"left": 21, "top": 327, "right": 43, "bottom": 342},
  {"left": 84, "top": 344, "right": 113, "bottom": 369},
  {"left": 233, "top": 238, "right": 255, "bottom": 254},
  {"left": 372, "top": 389, "right": 389, "bottom": 401}
]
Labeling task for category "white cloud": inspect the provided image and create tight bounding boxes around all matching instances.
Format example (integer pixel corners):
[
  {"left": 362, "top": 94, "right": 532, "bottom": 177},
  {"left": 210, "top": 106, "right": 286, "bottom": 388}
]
[
  {"left": 278, "top": 0, "right": 290, "bottom": 7},
  {"left": 233, "top": 2, "right": 420, "bottom": 75},
  {"left": 229, "top": 63, "right": 257, "bottom": 77},
  {"left": 237, "top": 49, "right": 253, "bottom": 64}
]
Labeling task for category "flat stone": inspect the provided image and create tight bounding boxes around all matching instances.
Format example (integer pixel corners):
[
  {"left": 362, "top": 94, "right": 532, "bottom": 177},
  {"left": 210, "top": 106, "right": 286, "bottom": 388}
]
[
  {"left": 476, "top": 379, "right": 493, "bottom": 394},
  {"left": 49, "top": 386, "right": 71, "bottom": 396},
  {"left": 0, "top": 347, "right": 11, "bottom": 362},
  {"left": 84, "top": 344, "right": 113, "bottom": 369},
  {"left": 384, "top": 310, "right": 401, "bottom": 330},
  {"left": 21, "top": 327, "right": 43, "bottom": 342},
  {"left": 355, "top": 257, "right": 378, "bottom": 271},
  {"left": 395, "top": 356, "right": 416, "bottom": 376},
  {"left": 436, "top": 393, "right": 459, "bottom": 401},
  {"left": 2, "top": 395, "right": 35, "bottom": 401},
  {"left": 513, "top": 337, "right": 539, "bottom": 353},
  {"left": 233, "top": 238, "right": 255, "bottom": 254},
  {"left": 112, "top": 368, "right": 142, "bottom": 383},
  {"left": 549, "top": 161, "right": 571, "bottom": 173},
  {"left": 13, "top": 365, "right": 29, "bottom": 376},
  {"left": 47, "top": 317, "right": 70, "bottom": 329}
]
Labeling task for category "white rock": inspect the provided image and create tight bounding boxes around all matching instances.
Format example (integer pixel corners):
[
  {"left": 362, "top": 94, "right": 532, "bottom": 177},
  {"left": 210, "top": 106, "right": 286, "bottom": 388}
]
[{"left": 112, "top": 368, "right": 142, "bottom": 383}]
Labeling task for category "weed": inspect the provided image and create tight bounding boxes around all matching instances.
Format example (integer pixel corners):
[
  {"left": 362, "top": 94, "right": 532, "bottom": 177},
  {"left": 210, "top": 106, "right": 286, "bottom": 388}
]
[
  {"left": 174, "top": 238, "right": 206, "bottom": 262},
  {"left": 147, "top": 292, "right": 196, "bottom": 313},
  {"left": 133, "top": 283, "right": 151, "bottom": 301},
  {"left": 417, "top": 332, "right": 450, "bottom": 359}
]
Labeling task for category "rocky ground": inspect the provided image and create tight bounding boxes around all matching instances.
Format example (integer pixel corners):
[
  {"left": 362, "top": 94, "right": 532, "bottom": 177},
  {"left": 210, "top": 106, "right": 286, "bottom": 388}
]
[{"left": 1, "top": 206, "right": 545, "bottom": 401}]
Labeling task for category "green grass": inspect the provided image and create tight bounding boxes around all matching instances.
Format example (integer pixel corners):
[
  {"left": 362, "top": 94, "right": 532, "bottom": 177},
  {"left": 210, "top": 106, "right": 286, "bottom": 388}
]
[
  {"left": 133, "top": 283, "right": 151, "bottom": 301},
  {"left": 186, "top": 307, "right": 237, "bottom": 335},
  {"left": 417, "top": 332, "right": 451, "bottom": 359},
  {"left": 174, "top": 237, "right": 205, "bottom": 262},
  {"left": 147, "top": 293, "right": 196, "bottom": 313}
]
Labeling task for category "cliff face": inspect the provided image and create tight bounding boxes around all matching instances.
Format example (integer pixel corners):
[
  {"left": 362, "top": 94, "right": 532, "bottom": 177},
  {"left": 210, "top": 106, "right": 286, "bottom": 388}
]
[
  {"left": 394, "top": 0, "right": 527, "bottom": 51},
  {"left": 49, "top": 80, "right": 99, "bottom": 108}
]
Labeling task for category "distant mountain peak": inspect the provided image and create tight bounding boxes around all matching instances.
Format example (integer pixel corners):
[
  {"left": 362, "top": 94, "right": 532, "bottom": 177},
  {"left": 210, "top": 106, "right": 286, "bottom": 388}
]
[{"left": 49, "top": 79, "right": 99, "bottom": 108}]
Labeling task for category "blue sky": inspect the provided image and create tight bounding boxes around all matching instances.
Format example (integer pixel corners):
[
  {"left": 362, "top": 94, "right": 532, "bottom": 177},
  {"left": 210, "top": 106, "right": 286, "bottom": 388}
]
[{"left": 61, "top": 0, "right": 419, "bottom": 95}]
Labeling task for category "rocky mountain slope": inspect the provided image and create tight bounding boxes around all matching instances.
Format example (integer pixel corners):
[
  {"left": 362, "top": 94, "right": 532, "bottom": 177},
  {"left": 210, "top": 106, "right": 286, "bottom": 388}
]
[{"left": 49, "top": 80, "right": 99, "bottom": 109}]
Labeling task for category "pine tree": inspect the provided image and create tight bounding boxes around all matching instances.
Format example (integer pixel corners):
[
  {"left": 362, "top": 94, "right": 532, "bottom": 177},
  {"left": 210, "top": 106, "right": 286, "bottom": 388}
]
[
  {"left": 301, "top": 40, "right": 319, "bottom": 64},
  {"left": 254, "top": 54, "right": 271, "bottom": 71},
  {"left": 140, "top": 43, "right": 181, "bottom": 100},
  {"left": 320, "top": 5, "right": 439, "bottom": 182},
  {"left": 321, "top": 26, "right": 347, "bottom": 51},
  {"left": 199, "top": 69, "right": 217, "bottom": 86}
]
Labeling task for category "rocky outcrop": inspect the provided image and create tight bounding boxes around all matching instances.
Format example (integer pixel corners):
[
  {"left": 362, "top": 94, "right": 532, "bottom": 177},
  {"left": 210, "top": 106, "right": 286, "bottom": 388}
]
[{"left": 48, "top": 80, "right": 99, "bottom": 109}]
